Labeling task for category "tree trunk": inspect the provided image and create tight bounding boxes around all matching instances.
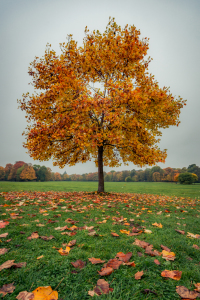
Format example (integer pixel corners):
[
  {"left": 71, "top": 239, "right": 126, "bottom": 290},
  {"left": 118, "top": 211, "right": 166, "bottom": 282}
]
[{"left": 98, "top": 146, "right": 104, "bottom": 193}]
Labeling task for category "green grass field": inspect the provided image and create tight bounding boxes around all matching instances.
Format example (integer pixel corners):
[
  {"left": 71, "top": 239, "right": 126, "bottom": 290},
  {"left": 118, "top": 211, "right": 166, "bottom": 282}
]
[
  {"left": 1, "top": 183, "right": 200, "bottom": 299},
  {"left": 1, "top": 181, "right": 200, "bottom": 199}
]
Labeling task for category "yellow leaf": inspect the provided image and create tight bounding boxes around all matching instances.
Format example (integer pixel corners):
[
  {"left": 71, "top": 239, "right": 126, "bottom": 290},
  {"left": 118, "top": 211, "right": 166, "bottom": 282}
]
[
  {"left": 58, "top": 246, "right": 71, "bottom": 256},
  {"left": 152, "top": 222, "right": 162, "bottom": 228},
  {"left": 120, "top": 229, "right": 130, "bottom": 235},
  {"left": 32, "top": 286, "right": 58, "bottom": 300}
]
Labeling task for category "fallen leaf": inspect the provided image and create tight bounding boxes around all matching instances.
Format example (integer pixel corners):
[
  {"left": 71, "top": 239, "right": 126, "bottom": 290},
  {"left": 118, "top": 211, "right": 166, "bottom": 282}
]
[
  {"left": 135, "top": 271, "right": 144, "bottom": 280},
  {"left": 0, "top": 283, "right": 15, "bottom": 297},
  {"left": 194, "top": 283, "right": 200, "bottom": 292},
  {"left": 0, "top": 248, "right": 8, "bottom": 255},
  {"left": 160, "top": 244, "right": 171, "bottom": 252},
  {"left": 144, "top": 229, "right": 152, "bottom": 234},
  {"left": 40, "top": 235, "right": 54, "bottom": 241},
  {"left": 187, "top": 232, "right": 200, "bottom": 239},
  {"left": 116, "top": 252, "right": 132, "bottom": 263},
  {"left": 58, "top": 246, "right": 71, "bottom": 256},
  {"left": 120, "top": 229, "right": 130, "bottom": 235},
  {"left": 154, "top": 259, "right": 160, "bottom": 265},
  {"left": 67, "top": 240, "right": 76, "bottom": 247},
  {"left": 0, "top": 260, "right": 15, "bottom": 271},
  {"left": 0, "top": 221, "right": 9, "bottom": 229},
  {"left": 32, "top": 286, "right": 58, "bottom": 300},
  {"left": 104, "top": 259, "right": 123, "bottom": 269},
  {"left": 16, "top": 291, "right": 34, "bottom": 300},
  {"left": 142, "top": 289, "right": 157, "bottom": 295},
  {"left": 162, "top": 250, "right": 176, "bottom": 261},
  {"left": 37, "top": 255, "right": 44, "bottom": 260},
  {"left": 88, "top": 290, "right": 97, "bottom": 297},
  {"left": 88, "top": 258, "right": 105, "bottom": 264},
  {"left": 71, "top": 260, "right": 85, "bottom": 269},
  {"left": 152, "top": 222, "right": 162, "bottom": 228},
  {"left": 111, "top": 232, "right": 119, "bottom": 237},
  {"left": 175, "top": 229, "right": 185, "bottom": 235},
  {"left": 27, "top": 232, "right": 39, "bottom": 240},
  {"left": 193, "top": 244, "right": 200, "bottom": 250},
  {"left": 123, "top": 261, "right": 136, "bottom": 267},
  {"left": 133, "top": 239, "right": 150, "bottom": 249},
  {"left": 98, "top": 267, "right": 113, "bottom": 276},
  {"left": 161, "top": 270, "right": 182, "bottom": 280},
  {"left": 0, "top": 233, "right": 8, "bottom": 238},
  {"left": 93, "top": 279, "right": 113, "bottom": 295},
  {"left": 176, "top": 285, "right": 199, "bottom": 299}
]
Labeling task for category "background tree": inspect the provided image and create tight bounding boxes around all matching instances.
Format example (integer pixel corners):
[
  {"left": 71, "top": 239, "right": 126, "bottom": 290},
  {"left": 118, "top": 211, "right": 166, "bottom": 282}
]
[
  {"left": 0, "top": 167, "right": 5, "bottom": 180},
  {"left": 18, "top": 18, "right": 186, "bottom": 192},
  {"left": 152, "top": 172, "right": 161, "bottom": 182},
  {"left": 178, "top": 172, "right": 198, "bottom": 185},
  {"left": 20, "top": 165, "right": 37, "bottom": 181},
  {"left": 187, "top": 164, "right": 200, "bottom": 183},
  {"left": 54, "top": 172, "right": 61, "bottom": 181}
]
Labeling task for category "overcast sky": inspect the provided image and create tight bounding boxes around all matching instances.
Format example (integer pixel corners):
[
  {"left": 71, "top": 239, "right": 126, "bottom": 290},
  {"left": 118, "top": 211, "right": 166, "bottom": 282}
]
[{"left": 0, "top": 0, "right": 199, "bottom": 175}]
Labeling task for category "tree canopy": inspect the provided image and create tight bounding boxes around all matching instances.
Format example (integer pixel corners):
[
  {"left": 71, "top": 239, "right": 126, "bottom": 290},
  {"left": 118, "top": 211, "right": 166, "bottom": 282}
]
[{"left": 18, "top": 18, "right": 186, "bottom": 192}]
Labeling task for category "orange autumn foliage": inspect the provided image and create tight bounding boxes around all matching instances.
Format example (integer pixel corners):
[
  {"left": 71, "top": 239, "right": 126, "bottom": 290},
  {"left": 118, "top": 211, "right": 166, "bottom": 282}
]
[
  {"left": 20, "top": 165, "right": 37, "bottom": 181},
  {"left": 18, "top": 17, "right": 186, "bottom": 192}
]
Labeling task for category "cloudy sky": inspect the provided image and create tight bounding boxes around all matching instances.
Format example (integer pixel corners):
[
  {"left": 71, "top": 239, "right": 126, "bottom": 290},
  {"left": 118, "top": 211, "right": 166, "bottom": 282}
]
[{"left": 0, "top": 0, "right": 199, "bottom": 175}]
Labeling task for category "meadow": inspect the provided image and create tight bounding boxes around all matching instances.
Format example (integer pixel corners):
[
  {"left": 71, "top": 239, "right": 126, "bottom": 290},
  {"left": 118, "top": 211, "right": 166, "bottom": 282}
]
[
  {"left": 0, "top": 182, "right": 200, "bottom": 299},
  {"left": 1, "top": 181, "right": 200, "bottom": 199}
]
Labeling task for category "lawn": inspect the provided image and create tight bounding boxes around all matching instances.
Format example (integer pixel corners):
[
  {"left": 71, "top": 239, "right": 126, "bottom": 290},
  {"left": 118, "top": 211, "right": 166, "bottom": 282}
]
[
  {"left": 1, "top": 181, "right": 200, "bottom": 199},
  {"left": 0, "top": 189, "right": 200, "bottom": 299}
]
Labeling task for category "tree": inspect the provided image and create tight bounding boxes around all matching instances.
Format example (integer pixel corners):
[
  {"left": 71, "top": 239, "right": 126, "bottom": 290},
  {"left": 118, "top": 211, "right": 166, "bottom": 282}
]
[
  {"left": 0, "top": 167, "right": 5, "bottom": 180},
  {"left": 20, "top": 165, "right": 37, "bottom": 181},
  {"left": 178, "top": 172, "right": 198, "bottom": 185},
  {"left": 187, "top": 164, "right": 200, "bottom": 183},
  {"left": 18, "top": 18, "right": 186, "bottom": 192},
  {"left": 152, "top": 172, "right": 161, "bottom": 182}
]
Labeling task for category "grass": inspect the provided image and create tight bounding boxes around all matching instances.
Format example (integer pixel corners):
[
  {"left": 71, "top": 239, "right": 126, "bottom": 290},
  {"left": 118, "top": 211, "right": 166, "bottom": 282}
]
[
  {"left": 0, "top": 190, "right": 200, "bottom": 299},
  {"left": 1, "top": 181, "right": 200, "bottom": 199}
]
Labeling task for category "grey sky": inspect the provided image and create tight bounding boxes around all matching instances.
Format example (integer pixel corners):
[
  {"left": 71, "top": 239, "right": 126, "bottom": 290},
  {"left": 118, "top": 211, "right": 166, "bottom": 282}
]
[{"left": 0, "top": 0, "right": 199, "bottom": 175}]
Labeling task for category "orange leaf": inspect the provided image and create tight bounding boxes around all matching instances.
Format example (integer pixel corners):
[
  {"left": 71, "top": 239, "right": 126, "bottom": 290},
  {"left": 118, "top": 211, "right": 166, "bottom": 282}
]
[
  {"left": 135, "top": 271, "right": 144, "bottom": 280},
  {"left": 58, "top": 246, "right": 70, "bottom": 256},
  {"left": 161, "top": 270, "right": 182, "bottom": 280},
  {"left": 98, "top": 267, "right": 113, "bottom": 276},
  {"left": 32, "top": 286, "right": 58, "bottom": 300}
]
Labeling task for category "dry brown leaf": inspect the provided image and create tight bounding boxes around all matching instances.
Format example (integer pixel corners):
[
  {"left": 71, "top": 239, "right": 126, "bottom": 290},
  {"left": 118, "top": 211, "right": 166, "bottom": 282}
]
[
  {"left": 40, "top": 235, "right": 54, "bottom": 241},
  {"left": 161, "top": 270, "right": 182, "bottom": 280},
  {"left": 16, "top": 291, "right": 34, "bottom": 300},
  {"left": 133, "top": 239, "right": 150, "bottom": 249},
  {"left": 135, "top": 271, "right": 144, "bottom": 280},
  {"left": 193, "top": 244, "right": 200, "bottom": 250},
  {"left": 98, "top": 267, "right": 113, "bottom": 276},
  {"left": 88, "top": 290, "right": 97, "bottom": 297},
  {"left": 154, "top": 259, "right": 160, "bottom": 265},
  {"left": 27, "top": 232, "right": 39, "bottom": 240},
  {"left": 93, "top": 279, "right": 113, "bottom": 295},
  {"left": 0, "top": 283, "right": 15, "bottom": 297},
  {"left": 115, "top": 252, "right": 132, "bottom": 263},
  {"left": 123, "top": 261, "right": 136, "bottom": 267},
  {"left": 160, "top": 244, "right": 171, "bottom": 252},
  {"left": 0, "top": 260, "right": 15, "bottom": 271},
  {"left": 88, "top": 258, "right": 105, "bottom": 264},
  {"left": 176, "top": 285, "right": 199, "bottom": 299},
  {"left": 71, "top": 260, "right": 85, "bottom": 269},
  {"left": 0, "top": 233, "right": 8, "bottom": 238},
  {"left": 0, "top": 248, "right": 8, "bottom": 255},
  {"left": 194, "top": 283, "right": 200, "bottom": 292},
  {"left": 175, "top": 229, "right": 185, "bottom": 235},
  {"left": 104, "top": 259, "right": 123, "bottom": 269},
  {"left": 67, "top": 240, "right": 77, "bottom": 247}
]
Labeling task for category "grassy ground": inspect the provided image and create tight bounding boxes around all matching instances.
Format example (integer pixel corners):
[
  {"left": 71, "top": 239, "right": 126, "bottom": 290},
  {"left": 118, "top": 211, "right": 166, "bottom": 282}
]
[
  {"left": 1, "top": 181, "right": 200, "bottom": 199},
  {"left": 0, "top": 190, "right": 200, "bottom": 299}
]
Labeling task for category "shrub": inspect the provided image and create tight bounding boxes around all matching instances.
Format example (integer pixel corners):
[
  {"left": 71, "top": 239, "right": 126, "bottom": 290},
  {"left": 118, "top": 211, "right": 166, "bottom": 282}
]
[{"left": 178, "top": 172, "right": 198, "bottom": 184}]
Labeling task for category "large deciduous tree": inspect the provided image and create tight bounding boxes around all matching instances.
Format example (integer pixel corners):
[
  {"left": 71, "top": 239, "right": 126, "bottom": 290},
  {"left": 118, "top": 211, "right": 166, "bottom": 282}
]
[{"left": 18, "top": 18, "right": 186, "bottom": 192}]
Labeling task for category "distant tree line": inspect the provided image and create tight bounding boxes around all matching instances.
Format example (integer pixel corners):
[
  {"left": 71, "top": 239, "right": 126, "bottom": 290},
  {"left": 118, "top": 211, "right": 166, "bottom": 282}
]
[{"left": 0, "top": 162, "right": 199, "bottom": 184}]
